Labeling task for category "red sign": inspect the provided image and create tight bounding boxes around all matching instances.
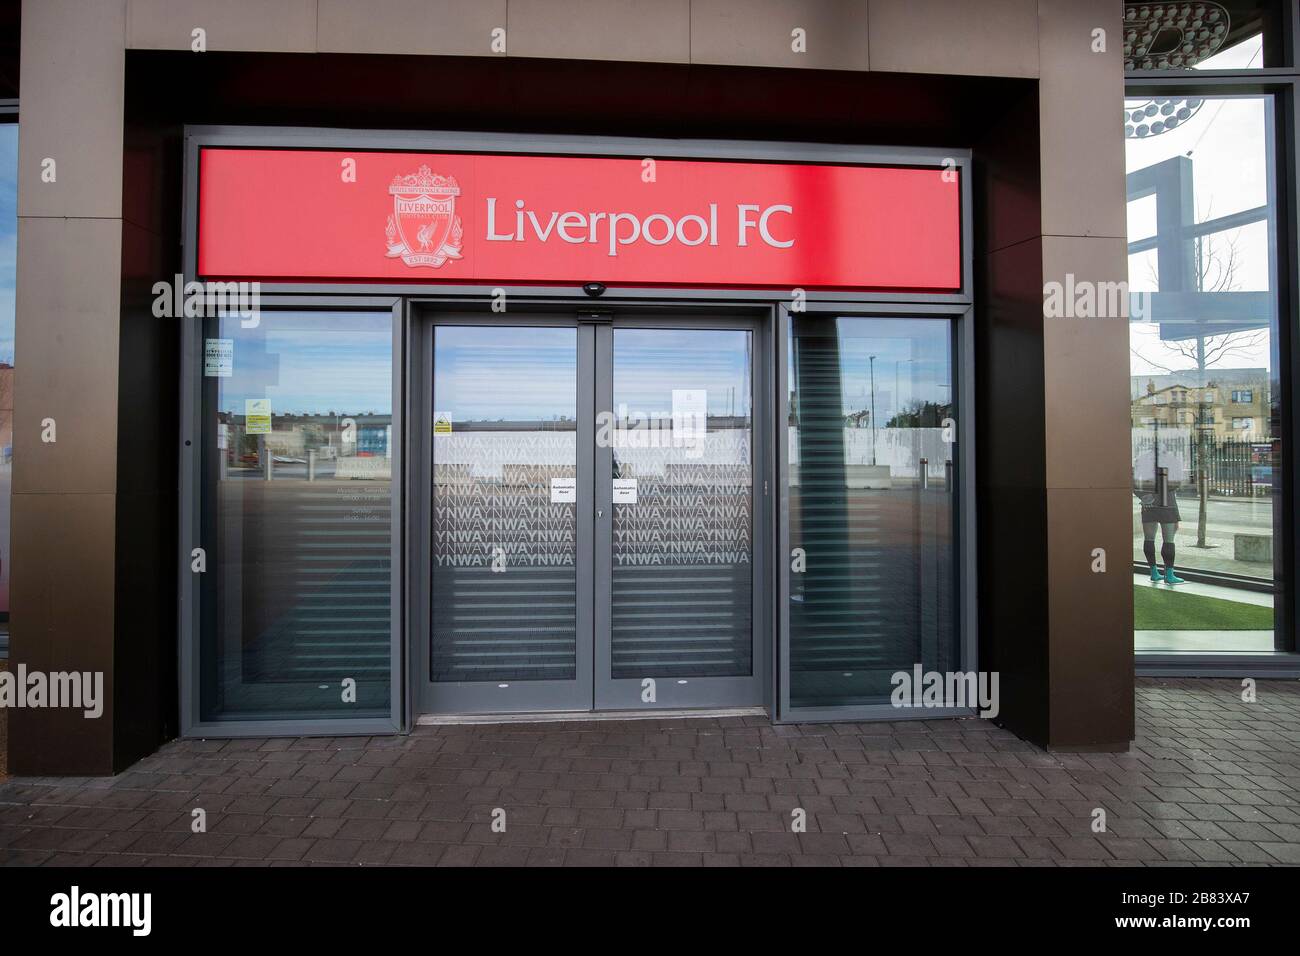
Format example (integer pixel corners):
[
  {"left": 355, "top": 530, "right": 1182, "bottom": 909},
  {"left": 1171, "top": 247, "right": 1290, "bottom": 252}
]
[{"left": 197, "top": 148, "right": 961, "bottom": 290}]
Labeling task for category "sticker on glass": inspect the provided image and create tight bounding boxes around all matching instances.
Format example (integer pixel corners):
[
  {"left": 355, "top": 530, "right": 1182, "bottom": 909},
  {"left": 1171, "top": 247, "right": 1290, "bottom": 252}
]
[
  {"left": 433, "top": 410, "right": 453, "bottom": 435},
  {"left": 245, "top": 398, "right": 272, "bottom": 435},
  {"left": 204, "top": 338, "right": 233, "bottom": 377}
]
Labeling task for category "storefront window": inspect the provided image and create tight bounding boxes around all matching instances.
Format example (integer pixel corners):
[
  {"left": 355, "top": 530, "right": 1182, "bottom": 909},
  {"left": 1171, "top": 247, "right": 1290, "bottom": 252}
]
[
  {"left": 787, "top": 316, "right": 958, "bottom": 709},
  {"left": 1126, "top": 93, "right": 1283, "bottom": 654},
  {"left": 198, "top": 311, "right": 394, "bottom": 721}
]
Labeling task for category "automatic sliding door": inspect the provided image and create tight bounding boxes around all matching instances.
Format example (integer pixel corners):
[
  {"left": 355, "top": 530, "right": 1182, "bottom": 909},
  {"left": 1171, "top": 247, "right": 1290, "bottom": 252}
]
[
  {"left": 595, "top": 324, "right": 762, "bottom": 709},
  {"left": 428, "top": 324, "right": 592, "bottom": 713}
]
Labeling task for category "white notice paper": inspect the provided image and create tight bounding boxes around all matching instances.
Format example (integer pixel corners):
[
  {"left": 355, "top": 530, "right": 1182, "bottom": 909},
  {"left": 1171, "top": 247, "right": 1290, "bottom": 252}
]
[
  {"left": 204, "top": 338, "right": 233, "bottom": 377},
  {"left": 612, "top": 478, "right": 638, "bottom": 504},
  {"left": 672, "top": 388, "right": 707, "bottom": 437},
  {"left": 550, "top": 477, "right": 576, "bottom": 503}
]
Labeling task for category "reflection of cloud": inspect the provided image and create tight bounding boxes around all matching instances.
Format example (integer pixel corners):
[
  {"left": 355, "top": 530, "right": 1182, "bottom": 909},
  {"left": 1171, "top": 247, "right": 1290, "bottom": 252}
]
[
  {"left": 219, "top": 316, "right": 393, "bottom": 415},
  {"left": 1125, "top": 88, "right": 1275, "bottom": 379}
]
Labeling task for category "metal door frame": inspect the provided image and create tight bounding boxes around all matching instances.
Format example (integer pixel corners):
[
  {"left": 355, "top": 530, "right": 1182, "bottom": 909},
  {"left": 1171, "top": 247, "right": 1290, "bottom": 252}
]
[
  {"left": 776, "top": 302, "right": 977, "bottom": 722},
  {"left": 593, "top": 314, "right": 768, "bottom": 711},
  {"left": 412, "top": 311, "right": 594, "bottom": 714},
  {"left": 411, "top": 302, "right": 772, "bottom": 717}
]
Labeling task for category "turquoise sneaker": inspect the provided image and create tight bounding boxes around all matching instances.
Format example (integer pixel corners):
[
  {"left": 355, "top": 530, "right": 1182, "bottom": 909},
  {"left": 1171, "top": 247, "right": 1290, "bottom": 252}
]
[
  {"left": 1149, "top": 565, "right": 1162, "bottom": 582},
  {"left": 1164, "top": 568, "right": 1185, "bottom": 586}
]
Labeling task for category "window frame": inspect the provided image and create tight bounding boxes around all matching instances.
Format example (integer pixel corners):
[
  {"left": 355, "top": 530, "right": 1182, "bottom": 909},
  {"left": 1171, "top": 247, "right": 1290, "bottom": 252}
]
[
  {"left": 1126, "top": 6, "right": 1300, "bottom": 673},
  {"left": 178, "top": 296, "right": 405, "bottom": 738}
]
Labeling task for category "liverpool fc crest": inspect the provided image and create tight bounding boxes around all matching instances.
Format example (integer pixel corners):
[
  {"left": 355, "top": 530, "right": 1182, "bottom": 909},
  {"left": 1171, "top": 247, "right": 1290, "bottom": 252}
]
[{"left": 385, "top": 166, "right": 463, "bottom": 268}]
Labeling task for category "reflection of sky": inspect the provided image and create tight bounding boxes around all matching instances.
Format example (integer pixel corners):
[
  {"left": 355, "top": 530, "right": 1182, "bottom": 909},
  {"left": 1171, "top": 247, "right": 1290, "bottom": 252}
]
[
  {"left": 0, "top": 124, "right": 16, "bottom": 365},
  {"left": 613, "top": 329, "right": 750, "bottom": 417},
  {"left": 431, "top": 327, "right": 753, "bottom": 422},
  {"left": 434, "top": 326, "right": 576, "bottom": 421},
  {"left": 794, "top": 318, "right": 951, "bottom": 423},
  {"left": 1126, "top": 35, "right": 1273, "bottom": 377},
  {"left": 219, "top": 312, "right": 392, "bottom": 416}
]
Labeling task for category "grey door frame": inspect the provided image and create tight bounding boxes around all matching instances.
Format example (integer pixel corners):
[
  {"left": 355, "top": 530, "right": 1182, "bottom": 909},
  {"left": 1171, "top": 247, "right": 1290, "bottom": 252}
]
[
  {"left": 178, "top": 296, "right": 405, "bottom": 739},
  {"left": 412, "top": 311, "right": 596, "bottom": 715},
  {"left": 410, "top": 304, "right": 770, "bottom": 716},
  {"left": 593, "top": 314, "right": 768, "bottom": 712},
  {"left": 775, "top": 302, "right": 978, "bottom": 723}
]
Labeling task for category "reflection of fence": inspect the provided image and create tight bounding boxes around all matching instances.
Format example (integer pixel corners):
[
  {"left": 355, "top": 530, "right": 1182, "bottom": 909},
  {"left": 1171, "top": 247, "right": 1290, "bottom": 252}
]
[
  {"left": 1132, "top": 432, "right": 1271, "bottom": 497},
  {"left": 789, "top": 427, "right": 949, "bottom": 479}
]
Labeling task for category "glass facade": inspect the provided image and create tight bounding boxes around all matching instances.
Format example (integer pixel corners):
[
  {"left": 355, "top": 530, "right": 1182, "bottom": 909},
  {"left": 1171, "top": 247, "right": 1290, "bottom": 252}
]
[
  {"left": 786, "top": 316, "right": 958, "bottom": 709},
  {"left": 1126, "top": 12, "right": 1292, "bottom": 658},
  {"left": 198, "top": 311, "right": 394, "bottom": 722},
  {"left": 430, "top": 326, "right": 579, "bottom": 684},
  {"left": 1124, "top": 1, "right": 1286, "bottom": 72},
  {"left": 610, "top": 328, "right": 754, "bottom": 680}
]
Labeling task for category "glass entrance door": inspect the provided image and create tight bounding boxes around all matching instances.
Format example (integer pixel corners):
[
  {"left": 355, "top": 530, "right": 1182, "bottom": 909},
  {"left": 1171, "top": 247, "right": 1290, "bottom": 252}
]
[
  {"left": 594, "top": 324, "right": 762, "bottom": 709},
  {"left": 424, "top": 315, "right": 762, "bottom": 715},
  {"left": 427, "top": 323, "right": 592, "bottom": 712}
]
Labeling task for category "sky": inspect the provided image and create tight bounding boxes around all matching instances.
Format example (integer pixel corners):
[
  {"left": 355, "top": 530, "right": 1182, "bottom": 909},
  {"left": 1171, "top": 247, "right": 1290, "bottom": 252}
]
[
  {"left": 218, "top": 312, "right": 393, "bottom": 417},
  {"left": 1127, "top": 33, "right": 1275, "bottom": 380}
]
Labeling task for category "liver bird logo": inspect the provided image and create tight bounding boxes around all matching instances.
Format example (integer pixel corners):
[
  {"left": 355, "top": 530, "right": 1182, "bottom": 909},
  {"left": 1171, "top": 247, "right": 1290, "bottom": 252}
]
[{"left": 385, "top": 166, "right": 463, "bottom": 268}]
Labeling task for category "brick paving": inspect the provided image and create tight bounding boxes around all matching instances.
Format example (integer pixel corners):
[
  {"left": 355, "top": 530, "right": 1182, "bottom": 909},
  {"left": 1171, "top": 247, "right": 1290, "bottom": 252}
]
[{"left": 0, "top": 677, "right": 1297, "bottom": 867}]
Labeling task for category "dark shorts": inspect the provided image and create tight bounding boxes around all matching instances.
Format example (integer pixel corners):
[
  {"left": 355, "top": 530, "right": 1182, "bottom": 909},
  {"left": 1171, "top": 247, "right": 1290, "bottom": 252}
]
[{"left": 1140, "top": 502, "right": 1180, "bottom": 525}]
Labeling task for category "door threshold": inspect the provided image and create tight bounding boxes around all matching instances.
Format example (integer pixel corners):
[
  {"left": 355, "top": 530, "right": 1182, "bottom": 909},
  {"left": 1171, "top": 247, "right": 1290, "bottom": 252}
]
[{"left": 418, "top": 706, "right": 768, "bottom": 726}]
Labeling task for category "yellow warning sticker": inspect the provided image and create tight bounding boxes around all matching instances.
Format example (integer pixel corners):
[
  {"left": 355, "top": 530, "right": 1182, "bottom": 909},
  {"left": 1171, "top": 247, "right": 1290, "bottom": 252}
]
[{"left": 433, "top": 411, "right": 453, "bottom": 435}]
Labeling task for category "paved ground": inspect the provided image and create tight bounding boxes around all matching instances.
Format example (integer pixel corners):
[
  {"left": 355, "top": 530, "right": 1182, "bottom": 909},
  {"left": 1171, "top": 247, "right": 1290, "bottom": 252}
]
[{"left": 1, "top": 677, "right": 1298, "bottom": 867}]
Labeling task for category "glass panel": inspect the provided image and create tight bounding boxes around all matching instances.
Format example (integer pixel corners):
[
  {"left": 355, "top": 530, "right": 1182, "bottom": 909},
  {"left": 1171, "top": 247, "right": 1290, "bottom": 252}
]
[
  {"left": 787, "top": 317, "right": 957, "bottom": 709},
  {"left": 1124, "top": 1, "right": 1285, "bottom": 71},
  {"left": 431, "top": 326, "right": 578, "bottom": 682},
  {"left": 1126, "top": 92, "right": 1283, "bottom": 654},
  {"left": 0, "top": 122, "right": 15, "bottom": 650},
  {"left": 200, "top": 311, "right": 393, "bottom": 721},
  {"left": 610, "top": 328, "right": 753, "bottom": 679}
]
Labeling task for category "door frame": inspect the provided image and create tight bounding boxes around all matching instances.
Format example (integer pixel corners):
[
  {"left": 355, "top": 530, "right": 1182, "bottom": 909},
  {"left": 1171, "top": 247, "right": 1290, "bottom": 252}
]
[
  {"left": 413, "top": 312, "right": 596, "bottom": 715},
  {"left": 408, "top": 300, "right": 773, "bottom": 718},
  {"left": 593, "top": 313, "right": 768, "bottom": 711}
]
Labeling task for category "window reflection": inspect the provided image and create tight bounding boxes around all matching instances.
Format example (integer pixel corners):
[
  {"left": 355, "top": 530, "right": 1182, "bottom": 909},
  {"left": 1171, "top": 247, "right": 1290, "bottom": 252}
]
[
  {"left": 610, "top": 328, "right": 754, "bottom": 680},
  {"left": 430, "top": 326, "right": 578, "bottom": 684},
  {"left": 200, "top": 312, "right": 393, "bottom": 721},
  {"left": 787, "top": 317, "right": 957, "bottom": 709},
  {"left": 1125, "top": 93, "right": 1282, "bottom": 654},
  {"left": 1124, "top": 2, "right": 1284, "bottom": 72}
]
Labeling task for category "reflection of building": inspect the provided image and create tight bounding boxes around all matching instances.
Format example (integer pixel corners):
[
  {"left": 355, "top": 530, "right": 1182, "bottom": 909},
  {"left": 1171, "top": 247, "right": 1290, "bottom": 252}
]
[
  {"left": 220, "top": 411, "right": 391, "bottom": 460},
  {"left": 1131, "top": 372, "right": 1270, "bottom": 440}
]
